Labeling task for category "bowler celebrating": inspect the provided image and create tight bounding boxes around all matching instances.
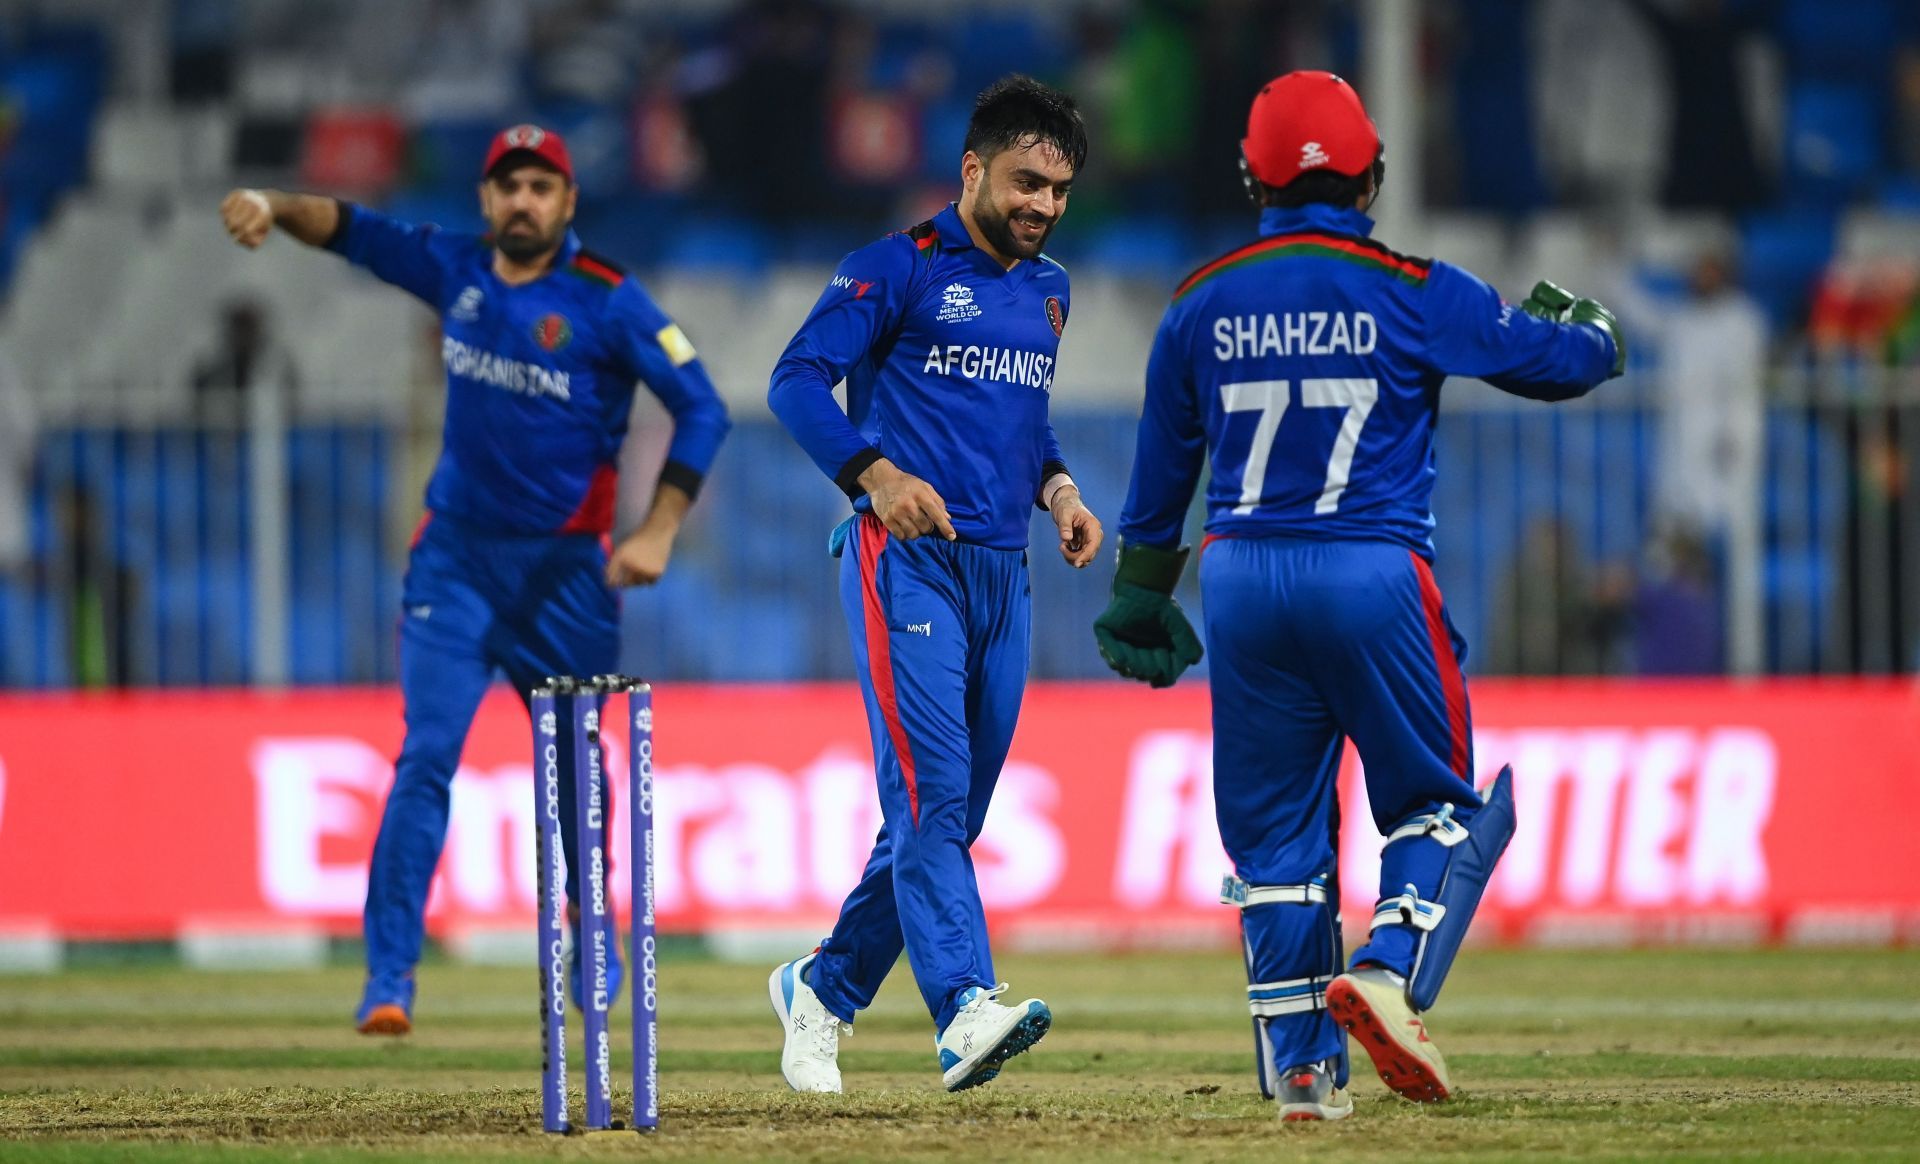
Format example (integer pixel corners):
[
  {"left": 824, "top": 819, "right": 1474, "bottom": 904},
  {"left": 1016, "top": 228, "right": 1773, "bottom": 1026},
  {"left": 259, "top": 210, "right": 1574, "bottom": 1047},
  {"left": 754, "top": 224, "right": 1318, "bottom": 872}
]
[
  {"left": 765, "top": 76, "right": 1102, "bottom": 1094},
  {"left": 220, "top": 125, "right": 730, "bottom": 1035},
  {"left": 1098, "top": 73, "right": 1624, "bottom": 1119}
]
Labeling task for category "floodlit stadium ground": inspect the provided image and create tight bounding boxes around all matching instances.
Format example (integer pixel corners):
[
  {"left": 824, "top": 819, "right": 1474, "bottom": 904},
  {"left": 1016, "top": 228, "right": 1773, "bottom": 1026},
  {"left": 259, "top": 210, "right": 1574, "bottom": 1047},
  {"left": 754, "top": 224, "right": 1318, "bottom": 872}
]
[{"left": 2, "top": 947, "right": 1916, "bottom": 1161}]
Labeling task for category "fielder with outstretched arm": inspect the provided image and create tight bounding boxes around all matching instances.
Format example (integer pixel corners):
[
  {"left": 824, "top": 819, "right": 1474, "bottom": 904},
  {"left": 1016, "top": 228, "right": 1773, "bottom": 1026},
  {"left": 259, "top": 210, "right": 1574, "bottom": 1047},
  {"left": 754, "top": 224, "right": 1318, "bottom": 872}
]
[
  {"left": 1097, "top": 72, "right": 1624, "bottom": 1120},
  {"left": 220, "top": 125, "right": 729, "bottom": 1036}
]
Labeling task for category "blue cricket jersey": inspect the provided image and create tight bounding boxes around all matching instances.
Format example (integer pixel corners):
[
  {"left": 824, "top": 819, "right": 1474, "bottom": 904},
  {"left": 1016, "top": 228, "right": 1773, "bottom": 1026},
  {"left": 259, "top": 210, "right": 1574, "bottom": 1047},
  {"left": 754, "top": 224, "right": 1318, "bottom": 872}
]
[
  {"left": 327, "top": 203, "right": 730, "bottom": 536},
  {"left": 767, "top": 203, "right": 1070, "bottom": 550},
  {"left": 1118, "top": 203, "right": 1618, "bottom": 556}
]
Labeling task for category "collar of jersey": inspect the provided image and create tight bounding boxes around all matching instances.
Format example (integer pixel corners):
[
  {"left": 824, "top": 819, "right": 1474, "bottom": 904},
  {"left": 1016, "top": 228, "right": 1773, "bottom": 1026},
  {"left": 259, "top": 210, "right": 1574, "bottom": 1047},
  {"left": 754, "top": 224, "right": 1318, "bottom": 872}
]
[
  {"left": 1258, "top": 204, "right": 1375, "bottom": 240},
  {"left": 932, "top": 202, "right": 1039, "bottom": 286}
]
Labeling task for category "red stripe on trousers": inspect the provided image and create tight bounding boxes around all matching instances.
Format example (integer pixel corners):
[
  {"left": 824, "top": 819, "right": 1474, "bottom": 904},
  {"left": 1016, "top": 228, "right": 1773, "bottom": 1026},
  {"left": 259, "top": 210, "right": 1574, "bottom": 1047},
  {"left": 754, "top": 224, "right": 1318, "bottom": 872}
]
[
  {"left": 1410, "top": 552, "right": 1470, "bottom": 778},
  {"left": 858, "top": 517, "right": 920, "bottom": 825},
  {"left": 559, "top": 465, "right": 619, "bottom": 534}
]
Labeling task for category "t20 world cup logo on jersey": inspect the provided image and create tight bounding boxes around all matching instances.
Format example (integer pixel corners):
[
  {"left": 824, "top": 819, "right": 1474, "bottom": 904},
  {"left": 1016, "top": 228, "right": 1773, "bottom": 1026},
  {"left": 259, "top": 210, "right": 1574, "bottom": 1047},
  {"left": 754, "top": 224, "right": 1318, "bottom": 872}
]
[
  {"left": 1045, "top": 296, "right": 1066, "bottom": 337},
  {"left": 937, "top": 283, "right": 982, "bottom": 324},
  {"left": 532, "top": 313, "right": 573, "bottom": 352}
]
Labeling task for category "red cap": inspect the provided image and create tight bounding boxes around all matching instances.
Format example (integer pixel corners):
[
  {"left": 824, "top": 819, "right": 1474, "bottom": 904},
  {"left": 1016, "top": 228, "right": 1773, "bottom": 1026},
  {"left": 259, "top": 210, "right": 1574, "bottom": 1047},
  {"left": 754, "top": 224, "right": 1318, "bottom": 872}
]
[
  {"left": 482, "top": 124, "right": 574, "bottom": 182},
  {"left": 1241, "top": 71, "right": 1379, "bottom": 186}
]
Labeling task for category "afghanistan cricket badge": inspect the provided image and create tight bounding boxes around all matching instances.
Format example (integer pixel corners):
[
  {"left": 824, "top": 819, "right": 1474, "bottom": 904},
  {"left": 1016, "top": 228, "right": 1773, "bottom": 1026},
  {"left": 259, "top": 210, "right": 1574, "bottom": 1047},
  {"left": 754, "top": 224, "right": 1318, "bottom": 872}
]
[
  {"left": 1045, "top": 295, "right": 1066, "bottom": 337},
  {"left": 532, "top": 313, "right": 573, "bottom": 352}
]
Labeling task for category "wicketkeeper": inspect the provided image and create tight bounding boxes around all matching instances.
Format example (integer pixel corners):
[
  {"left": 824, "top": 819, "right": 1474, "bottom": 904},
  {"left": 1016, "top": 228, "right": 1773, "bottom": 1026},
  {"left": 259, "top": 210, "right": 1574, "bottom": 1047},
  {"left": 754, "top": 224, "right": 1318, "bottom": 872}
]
[{"left": 1098, "top": 72, "right": 1624, "bottom": 1119}]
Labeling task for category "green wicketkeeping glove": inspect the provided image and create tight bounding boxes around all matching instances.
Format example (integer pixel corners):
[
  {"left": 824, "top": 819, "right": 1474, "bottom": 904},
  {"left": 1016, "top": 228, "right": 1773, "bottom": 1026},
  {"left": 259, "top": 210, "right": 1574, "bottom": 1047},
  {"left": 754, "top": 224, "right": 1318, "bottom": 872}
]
[
  {"left": 1093, "top": 541, "right": 1204, "bottom": 689},
  {"left": 1517, "top": 279, "right": 1576, "bottom": 323},
  {"left": 1518, "top": 279, "right": 1628, "bottom": 378}
]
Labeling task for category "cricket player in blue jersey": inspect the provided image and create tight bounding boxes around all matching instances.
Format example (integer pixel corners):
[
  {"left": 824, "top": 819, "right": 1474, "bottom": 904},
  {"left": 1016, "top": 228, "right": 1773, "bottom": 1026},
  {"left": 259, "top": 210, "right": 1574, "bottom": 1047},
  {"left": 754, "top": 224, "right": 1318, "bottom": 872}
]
[
  {"left": 220, "top": 125, "right": 730, "bottom": 1035},
  {"left": 763, "top": 77, "right": 1103, "bottom": 1094},
  {"left": 1097, "top": 72, "right": 1625, "bottom": 1120}
]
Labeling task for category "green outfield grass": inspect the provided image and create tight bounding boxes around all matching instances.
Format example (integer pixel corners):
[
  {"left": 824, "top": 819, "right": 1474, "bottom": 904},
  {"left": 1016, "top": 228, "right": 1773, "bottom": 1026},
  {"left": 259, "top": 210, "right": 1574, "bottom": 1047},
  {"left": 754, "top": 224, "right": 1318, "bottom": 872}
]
[{"left": 1, "top": 946, "right": 1916, "bottom": 1161}]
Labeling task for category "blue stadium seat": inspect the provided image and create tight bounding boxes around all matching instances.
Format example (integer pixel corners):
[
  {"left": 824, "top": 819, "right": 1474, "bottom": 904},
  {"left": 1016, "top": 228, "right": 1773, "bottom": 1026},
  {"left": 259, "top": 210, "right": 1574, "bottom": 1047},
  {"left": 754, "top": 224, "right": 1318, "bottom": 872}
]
[
  {"left": 573, "top": 193, "right": 685, "bottom": 269},
  {"left": 1073, "top": 218, "right": 1191, "bottom": 282},
  {"left": 1783, "top": 83, "right": 1882, "bottom": 205},
  {"left": 920, "top": 98, "right": 974, "bottom": 181},
  {"left": 1, "top": 29, "right": 106, "bottom": 197},
  {"left": 950, "top": 12, "right": 1064, "bottom": 94},
  {"left": 657, "top": 216, "right": 772, "bottom": 276},
  {"left": 1738, "top": 211, "right": 1837, "bottom": 328},
  {"left": 867, "top": 24, "right": 935, "bottom": 90},
  {"left": 529, "top": 100, "right": 633, "bottom": 193},
  {"left": 777, "top": 222, "right": 870, "bottom": 266},
  {"left": 1780, "top": 0, "right": 1899, "bottom": 80},
  {"left": 1875, "top": 176, "right": 1920, "bottom": 214}
]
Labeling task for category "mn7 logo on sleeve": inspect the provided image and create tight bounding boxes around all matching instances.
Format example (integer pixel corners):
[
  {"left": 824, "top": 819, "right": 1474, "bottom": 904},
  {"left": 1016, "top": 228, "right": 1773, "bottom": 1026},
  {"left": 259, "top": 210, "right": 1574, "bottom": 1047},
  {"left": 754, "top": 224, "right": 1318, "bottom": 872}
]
[{"left": 829, "top": 275, "right": 876, "bottom": 299}]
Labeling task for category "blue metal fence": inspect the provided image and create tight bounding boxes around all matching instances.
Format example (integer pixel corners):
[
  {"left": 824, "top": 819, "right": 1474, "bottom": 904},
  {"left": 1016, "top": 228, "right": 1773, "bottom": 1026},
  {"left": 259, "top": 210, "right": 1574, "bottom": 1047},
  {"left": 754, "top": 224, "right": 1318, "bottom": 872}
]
[{"left": 3, "top": 376, "right": 1913, "bottom": 687}]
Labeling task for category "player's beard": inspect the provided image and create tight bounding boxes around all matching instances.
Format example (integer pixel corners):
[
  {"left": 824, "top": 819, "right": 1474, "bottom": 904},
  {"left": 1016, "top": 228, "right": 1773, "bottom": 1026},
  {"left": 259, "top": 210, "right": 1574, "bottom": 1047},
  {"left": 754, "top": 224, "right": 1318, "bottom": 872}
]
[
  {"left": 494, "top": 213, "right": 567, "bottom": 264},
  {"left": 971, "top": 190, "right": 1055, "bottom": 262}
]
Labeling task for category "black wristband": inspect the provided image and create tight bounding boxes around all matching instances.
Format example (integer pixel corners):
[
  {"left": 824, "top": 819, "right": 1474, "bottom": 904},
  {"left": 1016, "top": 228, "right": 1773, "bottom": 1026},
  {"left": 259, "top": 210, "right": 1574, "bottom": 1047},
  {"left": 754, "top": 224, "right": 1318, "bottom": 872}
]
[
  {"left": 657, "top": 459, "right": 704, "bottom": 501},
  {"left": 834, "top": 447, "right": 885, "bottom": 499},
  {"left": 1035, "top": 458, "right": 1072, "bottom": 509},
  {"left": 323, "top": 200, "right": 354, "bottom": 251}
]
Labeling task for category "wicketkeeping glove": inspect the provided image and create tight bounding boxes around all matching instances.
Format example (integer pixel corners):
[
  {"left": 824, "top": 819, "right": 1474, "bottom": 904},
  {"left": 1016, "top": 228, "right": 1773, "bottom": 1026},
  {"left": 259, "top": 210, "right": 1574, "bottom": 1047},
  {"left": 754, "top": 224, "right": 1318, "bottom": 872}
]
[
  {"left": 1093, "top": 541, "right": 1204, "bottom": 689},
  {"left": 1518, "top": 279, "right": 1628, "bottom": 378}
]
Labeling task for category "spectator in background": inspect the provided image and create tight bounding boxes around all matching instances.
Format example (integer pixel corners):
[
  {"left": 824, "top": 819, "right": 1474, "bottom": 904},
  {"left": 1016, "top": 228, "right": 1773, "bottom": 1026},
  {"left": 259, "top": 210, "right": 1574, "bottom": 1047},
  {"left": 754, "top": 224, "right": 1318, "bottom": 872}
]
[
  {"left": 56, "top": 482, "right": 136, "bottom": 688},
  {"left": 1488, "top": 517, "right": 1625, "bottom": 674},
  {"left": 1535, "top": 0, "right": 1667, "bottom": 206},
  {"left": 169, "top": 0, "right": 236, "bottom": 104},
  {"left": 1105, "top": 0, "right": 1199, "bottom": 212},
  {"left": 685, "top": 0, "right": 835, "bottom": 223},
  {"left": 530, "top": 0, "right": 644, "bottom": 107},
  {"left": 394, "top": 0, "right": 528, "bottom": 121},
  {"left": 1899, "top": 43, "right": 1920, "bottom": 178},
  {"left": 188, "top": 299, "right": 298, "bottom": 424},
  {"left": 1650, "top": 251, "right": 1769, "bottom": 548},
  {"left": 1188, "top": 0, "right": 1327, "bottom": 216},
  {"left": 1622, "top": 0, "right": 1771, "bottom": 212},
  {"left": 1446, "top": 0, "right": 1551, "bottom": 214},
  {"left": 1632, "top": 526, "right": 1724, "bottom": 673},
  {"left": 0, "top": 346, "right": 33, "bottom": 579}
]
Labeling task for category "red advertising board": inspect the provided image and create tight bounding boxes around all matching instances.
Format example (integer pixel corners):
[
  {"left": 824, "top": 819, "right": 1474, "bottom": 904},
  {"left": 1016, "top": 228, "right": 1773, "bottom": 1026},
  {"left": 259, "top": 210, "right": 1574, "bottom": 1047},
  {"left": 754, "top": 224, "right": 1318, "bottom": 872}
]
[{"left": 0, "top": 681, "right": 1915, "bottom": 946}]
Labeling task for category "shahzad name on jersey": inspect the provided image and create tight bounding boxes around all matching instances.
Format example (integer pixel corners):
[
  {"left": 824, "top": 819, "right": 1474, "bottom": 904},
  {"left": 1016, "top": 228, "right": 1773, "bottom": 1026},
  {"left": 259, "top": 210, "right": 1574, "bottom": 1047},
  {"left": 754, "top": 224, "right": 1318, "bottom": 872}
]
[{"left": 1212, "top": 311, "right": 1379, "bottom": 361}]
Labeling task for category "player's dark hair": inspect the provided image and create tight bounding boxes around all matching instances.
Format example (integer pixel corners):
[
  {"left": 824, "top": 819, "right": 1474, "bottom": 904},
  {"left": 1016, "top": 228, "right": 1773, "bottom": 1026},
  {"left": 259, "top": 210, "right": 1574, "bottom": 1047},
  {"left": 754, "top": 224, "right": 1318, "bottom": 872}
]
[
  {"left": 1244, "top": 151, "right": 1386, "bottom": 210},
  {"left": 964, "top": 75, "right": 1088, "bottom": 175}
]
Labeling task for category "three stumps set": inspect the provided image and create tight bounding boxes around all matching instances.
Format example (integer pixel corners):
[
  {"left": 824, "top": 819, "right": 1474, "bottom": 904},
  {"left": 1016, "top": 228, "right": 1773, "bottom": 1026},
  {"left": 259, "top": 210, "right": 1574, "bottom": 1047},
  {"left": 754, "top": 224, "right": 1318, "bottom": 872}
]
[{"left": 532, "top": 675, "right": 659, "bottom": 1135}]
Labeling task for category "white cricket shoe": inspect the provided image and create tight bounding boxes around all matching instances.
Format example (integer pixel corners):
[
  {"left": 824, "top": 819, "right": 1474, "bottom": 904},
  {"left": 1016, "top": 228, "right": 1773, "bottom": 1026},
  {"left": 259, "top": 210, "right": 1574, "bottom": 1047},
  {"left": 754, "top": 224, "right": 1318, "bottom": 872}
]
[
  {"left": 1325, "top": 966, "right": 1452, "bottom": 1102},
  {"left": 1275, "top": 1058, "right": 1353, "bottom": 1122},
  {"left": 936, "top": 983, "right": 1051, "bottom": 1092},
  {"left": 768, "top": 952, "right": 848, "bottom": 1093}
]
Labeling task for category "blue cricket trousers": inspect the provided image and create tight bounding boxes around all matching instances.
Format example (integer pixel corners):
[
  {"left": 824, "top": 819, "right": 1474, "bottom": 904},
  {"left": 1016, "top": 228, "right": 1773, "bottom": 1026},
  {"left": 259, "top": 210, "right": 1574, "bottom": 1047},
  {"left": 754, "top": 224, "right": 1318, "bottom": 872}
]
[
  {"left": 809, "top": 515, "right": 1031, "bottom": 1034},
  {"left": 1201, "top": 535, "right": 1483, "bottom": 1072},
  {"left": 363, "top": 513, "right": 618, "bottom": 982}
]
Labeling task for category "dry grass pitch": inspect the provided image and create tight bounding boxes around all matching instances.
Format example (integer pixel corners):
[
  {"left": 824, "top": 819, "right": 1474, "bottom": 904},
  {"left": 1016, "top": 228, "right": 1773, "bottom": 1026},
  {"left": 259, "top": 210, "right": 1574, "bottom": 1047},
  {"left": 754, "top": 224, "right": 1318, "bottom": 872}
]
[{"left": 2, "top": 946, "right": 1916, "bottom": 1161}]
